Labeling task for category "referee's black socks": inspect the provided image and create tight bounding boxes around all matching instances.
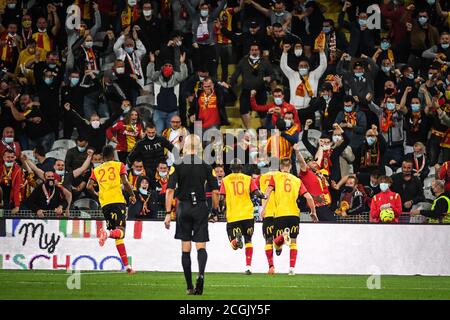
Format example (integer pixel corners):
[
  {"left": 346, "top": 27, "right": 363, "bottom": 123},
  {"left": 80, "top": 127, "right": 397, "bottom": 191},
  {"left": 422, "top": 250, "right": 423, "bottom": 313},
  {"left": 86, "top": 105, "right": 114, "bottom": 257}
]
[
  {"left": 197, "top": 248, "right": 207, "bottom": 277},
  {"left": 182, "top": 252, "right": 193, "bottom": 290}
]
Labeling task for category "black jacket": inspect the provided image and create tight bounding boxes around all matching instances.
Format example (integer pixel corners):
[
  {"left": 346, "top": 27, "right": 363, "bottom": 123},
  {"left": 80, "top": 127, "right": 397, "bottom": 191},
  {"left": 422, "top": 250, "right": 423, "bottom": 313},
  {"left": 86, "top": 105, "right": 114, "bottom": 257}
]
[
  {"left": 26, "top": 183, "right": 67, "bottom": 212},
  {"left": 127, "top": 136, "right": 174, "bottom": 175},
  {"left": 390, "top": 173, "right": 425, "bottom": 212}
]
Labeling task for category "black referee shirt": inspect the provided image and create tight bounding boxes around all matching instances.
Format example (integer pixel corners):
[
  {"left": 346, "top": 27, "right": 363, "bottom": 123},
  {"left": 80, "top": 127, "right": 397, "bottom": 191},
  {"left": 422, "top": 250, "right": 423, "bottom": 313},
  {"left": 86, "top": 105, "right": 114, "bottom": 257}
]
[{"left": 168, "top": 155, "right": 218, "bottom": 201}]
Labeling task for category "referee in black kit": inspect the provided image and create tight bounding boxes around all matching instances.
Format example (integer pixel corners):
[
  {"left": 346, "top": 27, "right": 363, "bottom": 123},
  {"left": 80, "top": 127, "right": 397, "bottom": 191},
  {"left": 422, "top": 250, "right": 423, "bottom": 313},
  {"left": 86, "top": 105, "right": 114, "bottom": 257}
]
[{"left": 165, "top": 134, "right": 220, "bottom": 295}]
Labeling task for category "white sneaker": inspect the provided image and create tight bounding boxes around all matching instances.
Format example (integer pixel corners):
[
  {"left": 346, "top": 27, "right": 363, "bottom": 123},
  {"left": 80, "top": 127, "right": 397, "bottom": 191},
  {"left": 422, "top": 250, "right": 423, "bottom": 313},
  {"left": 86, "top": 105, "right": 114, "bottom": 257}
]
[
  {"left": 288, "top": 267, "right": 295, "bottom": 276},
  {"left": 283, "top": 228, "right": 291, "bottom": 246}
]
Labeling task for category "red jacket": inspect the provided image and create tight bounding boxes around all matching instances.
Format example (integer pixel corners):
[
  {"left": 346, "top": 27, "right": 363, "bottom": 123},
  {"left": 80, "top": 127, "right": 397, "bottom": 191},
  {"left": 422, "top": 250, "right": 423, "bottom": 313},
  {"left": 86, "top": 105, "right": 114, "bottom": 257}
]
[
  {"left": 0, "top": 162, "right": 24, "bottom": 208},
  {"left": 0, "top": 140, "right": 22, "bottom": 159},
  {"left": 370, "top": 189, "right": 402, "bottom": 223},
  {"left": 106, "top": 121, "right": 143, "bottom": 153},
  {"left": 439, "top": 161, "right": 450, "bottom": 192},
  {"left": 250, "top": 97, "right": 301, "bottom": 131}
]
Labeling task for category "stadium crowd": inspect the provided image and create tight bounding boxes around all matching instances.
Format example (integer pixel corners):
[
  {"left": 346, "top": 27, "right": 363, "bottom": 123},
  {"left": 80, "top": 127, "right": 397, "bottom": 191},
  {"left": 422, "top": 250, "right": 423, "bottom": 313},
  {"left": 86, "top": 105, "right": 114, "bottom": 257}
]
[{"left": 1, "top": 0, "right": 450, "bottom": 223}]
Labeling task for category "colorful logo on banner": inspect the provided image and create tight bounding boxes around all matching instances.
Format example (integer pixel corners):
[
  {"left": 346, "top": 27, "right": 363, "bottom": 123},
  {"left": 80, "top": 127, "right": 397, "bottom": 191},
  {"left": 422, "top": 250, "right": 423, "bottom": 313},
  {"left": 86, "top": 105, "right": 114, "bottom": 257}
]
[{"left": 0, "top": 220, "right": 144, "bottom": 270}]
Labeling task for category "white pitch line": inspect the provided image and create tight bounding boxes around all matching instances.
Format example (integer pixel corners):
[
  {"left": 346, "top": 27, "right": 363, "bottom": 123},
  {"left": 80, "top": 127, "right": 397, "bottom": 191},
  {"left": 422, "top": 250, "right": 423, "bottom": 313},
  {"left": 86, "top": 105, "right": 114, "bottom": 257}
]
[{"left": 2, "top": 280, "right": 450, "bottom": 292}]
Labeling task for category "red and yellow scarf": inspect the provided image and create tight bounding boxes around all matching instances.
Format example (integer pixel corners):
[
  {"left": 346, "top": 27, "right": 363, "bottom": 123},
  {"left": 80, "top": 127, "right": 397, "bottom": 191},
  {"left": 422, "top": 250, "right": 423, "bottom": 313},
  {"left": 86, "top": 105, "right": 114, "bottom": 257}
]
[{"left": 296, "top": 76, "right": 313, "bottom": 97}]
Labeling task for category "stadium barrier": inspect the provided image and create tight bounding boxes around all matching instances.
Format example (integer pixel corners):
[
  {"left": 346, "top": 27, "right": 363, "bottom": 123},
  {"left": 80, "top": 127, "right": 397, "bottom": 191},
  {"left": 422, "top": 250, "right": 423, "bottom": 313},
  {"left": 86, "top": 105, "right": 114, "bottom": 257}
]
[{"left": 1, "top": 218, "right": 450, "bottom": 275}]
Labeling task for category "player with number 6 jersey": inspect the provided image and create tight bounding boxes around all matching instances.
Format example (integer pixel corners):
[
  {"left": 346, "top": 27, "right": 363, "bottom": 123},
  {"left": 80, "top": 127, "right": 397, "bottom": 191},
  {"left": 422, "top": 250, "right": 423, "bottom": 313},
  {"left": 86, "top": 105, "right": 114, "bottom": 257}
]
[
  {"left": 262, "top": 158, "right": 318, "bottom": 275},
  {"left": 220, "top": 160, "right": 261, "bottom": 275},
  {"left": 87, "top": 145, "right": 137, "bottom": 274}
]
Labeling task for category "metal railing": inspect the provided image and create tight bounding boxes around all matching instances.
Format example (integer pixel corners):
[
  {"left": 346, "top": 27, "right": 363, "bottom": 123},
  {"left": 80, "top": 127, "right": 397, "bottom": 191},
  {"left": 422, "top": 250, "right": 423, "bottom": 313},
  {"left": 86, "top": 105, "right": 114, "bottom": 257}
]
[{"left": 0, "top": 209, "right": 434, "bottom": 224}]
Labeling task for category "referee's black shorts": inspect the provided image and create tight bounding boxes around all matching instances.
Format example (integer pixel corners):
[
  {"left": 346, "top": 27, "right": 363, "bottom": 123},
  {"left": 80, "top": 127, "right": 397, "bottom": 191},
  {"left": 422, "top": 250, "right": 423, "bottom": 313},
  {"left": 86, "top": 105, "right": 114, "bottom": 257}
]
[{"left": 175, "top": 201, "right": 209, "bottom": 242}]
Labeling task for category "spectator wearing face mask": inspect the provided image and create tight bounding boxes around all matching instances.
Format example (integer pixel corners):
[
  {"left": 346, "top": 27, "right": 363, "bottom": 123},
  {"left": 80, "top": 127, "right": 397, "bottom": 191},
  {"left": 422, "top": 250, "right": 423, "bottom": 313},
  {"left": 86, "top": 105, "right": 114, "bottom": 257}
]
[
  {"left": 400, "top": 87, "right": 431, "bottom": 152},
  {"left": 118, "top": 0, "right": 140, "bottom": 31},
  {"left": 147, "top": 52, "right": 188, "bottom": 135},
  {"left": 128, "top": 176, "right": 154, "bottom": 219},
  {"left": 63, "top": 102, "right": 126, "bottom": 153},
  {"left": 0, "top": 22, "right": 23, "bottom": 72},
  {"left": 162, "top": 115, "right": 189, "bottom": 166},
  {"left": 335, "top": 95, "right": 367, "bottom": 157},
  {"left": 281, "top": 43, "right": 327, "bottom": 120},
  {"left": 354, "top": 125, "right": 386, "bottom": 175},
  {"left": 380, "top": 0, "right": 412, "bottom": 50},
  {"left": 409, "top": 10, "right": 439, "bottom": 72},
  {"left": 369, "top": 95, "right": 406, "bottom": 170},
  {"left": 150, "top": 161, "right": 173, "bottom": 214},
  {"left": 105, "top": 60, "right": 140, "bottom": 108},
  {"left": 310, "top": 81, "right": 343, "bottom": 131},
  {"left": 370, "top": 175, "right": 402, "bottom": 223},
  {"left": 136, "top": 1, "right": 169, "bottom": 55},
  {"left": 373, "top": 58, "right": 397, "bottom": 105},
  {"left": 391, "top": 159, "right": 425, "bottom": 213},
  {"left": 181, "top": 0, "right": 227, "bottom": 77},
  {"left": 313, "top": 19, "right": 348, "bottom": 75},
  {"left": 247, "top": 0, "right": 292, "bottom": 31},
  {"left": 0, "top": 149, "right": 23, "bottom": 214},
  {"left": 127, "top": 123, "right": 175, "bottom": 175},
  {"left": 0, "top": 127, "right": 21, "bottom": 160},
  {"left": 128, "top": 160, "right": 147, "bottom": 191},
  {"left": 339, "top": 1, "right": 380, "bottom": 57},
  {"left": 31, "top": 5, "right": 61, "bottom": 54},
  {"left": 250, "top": 88, "right": 300, "bottom": 130},
  {"left": 16, "top": 39, "right": 46, "bottom": 87},
  {"left": 61, "top": 71, "right": 85, "bottom": 139},
  {"left": 422, "top": 32, "right": 450, "bottom": 70},
  {"left": 113, "top": 25, "right": 147, "bottom": 102},
  {"left": 335, "top": 175, "right": 367, "bottom": 217},
  {"left": 65, "top": 135, "right": 89, "bottom": 173},
  {"left": 24, "top": 171, "right": 69, "bottom": 218}
]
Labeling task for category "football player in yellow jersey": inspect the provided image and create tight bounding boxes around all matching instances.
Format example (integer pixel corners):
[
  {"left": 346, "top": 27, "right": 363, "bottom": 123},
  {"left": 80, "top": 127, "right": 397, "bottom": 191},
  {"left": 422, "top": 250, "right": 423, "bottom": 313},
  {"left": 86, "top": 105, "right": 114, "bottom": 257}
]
[
  {"left": 262, "top": 158, "right": 318, "bottom": 275},
  {"left": 220, "top": 161, "right": 261, "bottom": 275},
  {"left": 257, "top": 169, "right": 278, "bottom": 274},
  {"left": 87, "top": 145, "right": 137, "bottom": 274}
]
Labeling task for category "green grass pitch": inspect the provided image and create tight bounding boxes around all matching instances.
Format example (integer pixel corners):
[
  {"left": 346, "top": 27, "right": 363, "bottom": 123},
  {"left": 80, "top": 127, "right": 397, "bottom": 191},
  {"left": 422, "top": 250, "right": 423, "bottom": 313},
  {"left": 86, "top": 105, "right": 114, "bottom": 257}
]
[{"left": 1, "top": 270, "right": 450, "bottom": 300}]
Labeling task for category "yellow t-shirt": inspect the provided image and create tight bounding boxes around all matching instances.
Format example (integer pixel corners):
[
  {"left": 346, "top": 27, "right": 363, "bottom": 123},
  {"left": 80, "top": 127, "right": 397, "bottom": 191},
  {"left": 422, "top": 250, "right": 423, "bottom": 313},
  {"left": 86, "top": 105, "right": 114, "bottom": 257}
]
[
  {"left": 221, "top": 173, "right": 257, "bottom": 223},
  {"left": 269, "top": 172, "right": 307, "bottom": 218},
  {"left": 90, "top": 161, "right": 127, "bottom": 207},
  {"left": 259, "top": 171, "right": 278, "bottom": 218}
]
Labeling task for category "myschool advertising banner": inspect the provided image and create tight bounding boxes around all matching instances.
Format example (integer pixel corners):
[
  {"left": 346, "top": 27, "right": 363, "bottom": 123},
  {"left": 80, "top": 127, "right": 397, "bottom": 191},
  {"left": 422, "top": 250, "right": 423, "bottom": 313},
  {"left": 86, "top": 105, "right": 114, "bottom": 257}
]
[{"left": 1, "top": 219, "right": 450, "bottom": 275}]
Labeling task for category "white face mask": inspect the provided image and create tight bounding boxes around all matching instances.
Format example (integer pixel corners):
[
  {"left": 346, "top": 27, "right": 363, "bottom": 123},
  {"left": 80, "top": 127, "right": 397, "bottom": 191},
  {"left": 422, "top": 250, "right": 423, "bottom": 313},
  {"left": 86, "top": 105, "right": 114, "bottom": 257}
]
[
  {"left": 134, "top": 170, "right": 143, "bottom": 176},
  {"left": 332, "top": 135, "right": 342, "bottom": 143},
  {"left": 139, "top": 187, "right": 148, "bottom": 195},
  {"left": 250, "top": 55, "right": 260, "bottom": 61},
  {"left": 4, "top": 137, "right": 14, "bottom": 144},
  {"left": 91, "top": 120, "right": 100, "bottom": 129},
  {"left": 116, "top": 67, "right": 125, "bottom": 74},
  {"left": 299, "top": 68, "right": 309, "bottom": 76},
  {"left": 128, "top": 0, "right": 137, "bottom": 6},
  {"left": 380, "top": 183, "right": 389, "bottom": 192},
  {"left": 294, "top": 49, "right": 302, "bottom": 57},
  {"left": 322, "top": 144, "right": 331, "bottom": 151},
  {"left": 38, "top": 28, "right": 47, "bottom": 33},
  {"left": 159, "top": 171, "right": 168, "bottom": 178},
  {"left": 143, "top": 10, "right": 152, "bottom": 17}
]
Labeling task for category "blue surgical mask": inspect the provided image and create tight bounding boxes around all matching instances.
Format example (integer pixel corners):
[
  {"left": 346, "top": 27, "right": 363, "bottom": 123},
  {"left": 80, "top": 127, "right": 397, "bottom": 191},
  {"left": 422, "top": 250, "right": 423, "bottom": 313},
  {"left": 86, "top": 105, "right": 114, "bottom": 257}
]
[
  {"left": 427, "top": 0, "right": 436, "bottom": 5},
  {"left": 4, "top": 161, "right": 13, "bottom": 168},
  {"left": 125, "top": 47, "right": 134, "bottom": 54},
  {"left": 123, "top": 107, "right": 130, "bottom": 113},
  {"left": 442, "top": 43, "right": 450, "bottom": 49},
  {"left": 381, "top": 42, "right": 390, "bottom": 50},
  {"left": 411, "top": 103, "right": 421, "bottom": 113},
  {"left": 380, "top": 183, "right": 389, "bottom": 192},
  {"left": 48, "top": 63, "right": 56, "bottom": 69},
  {"left": 70, "top": 77, "right": 79, "bottom": 86},
  {"left": 93, "top": 163, "right": 101, "bottom": 168},
  {"left": 354, "top": 72, "right": 364, "bottom": 78},
  {"left": 139, "top": 187, "right": 148, "bottom": 195},
  {"left": 386, "top": 102, "right": 396, "bottom": 111},
  {"left": 55, "top": 169, "right": 65, "bottom": 176},
  {"left": 84, "top": 41, "right": 93, "bottom": 49},
  {"left": 358, "top": 19, "right": 367, "bottom": 26},
  {"left": 274, "top": 97, "right": 283, "bottom": 105},
  {"left": 344, "top": 106, "right": 353, "bottom": 113},
  {"left": 406, "top": 73, "right": 414, "bottom": 80},
  {"left": 367, "top": 137, "right": 376, "bottom": 146},
  {"left": 257, "top": 161, "right": 266, "bottom": 168},
  {"left": 332, "top": 135, "right": 342, "bottom": 143},
  {"left": 323, "top": 94, "right": 330, "bottom": 102},
  {"left": 77, "top": 146, "right": 86, "bottom": 153},
  {"left": 200, "top": 9, "right": 209, "bottom": 17},
  {"left": 299, "top": 68, "right": 309, "bottom": 76},
  {"left": 382, "top": 66, "right": 391, "bottom": 73},
  {"left": 4, "top": 137, "right": 13, "bottom": 144},
  {"left": 323, "top": 27, "right": 332, "bottom": 34},
  {"left": 44, "top": 77, "right": 53, "bottom": 85},
  {"left": 418, "top": 17, "right": 428, "bottom": 25},
  {"left": 159, "top": 171, "right": 168, "bottom": 178},
  {"left": 285, "top": 119, "right": 292, "bottom": 128}
]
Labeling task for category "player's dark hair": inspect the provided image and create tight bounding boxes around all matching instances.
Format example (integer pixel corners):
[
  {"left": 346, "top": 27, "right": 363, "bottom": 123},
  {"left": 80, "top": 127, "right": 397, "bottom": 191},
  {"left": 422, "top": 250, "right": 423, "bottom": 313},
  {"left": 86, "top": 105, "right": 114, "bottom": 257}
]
[
  {"left": 102, "top": 145, "right": 115, "bottom": 160},
  {"left": 230, "top": 159, "right": 243, "bottom": 173}
]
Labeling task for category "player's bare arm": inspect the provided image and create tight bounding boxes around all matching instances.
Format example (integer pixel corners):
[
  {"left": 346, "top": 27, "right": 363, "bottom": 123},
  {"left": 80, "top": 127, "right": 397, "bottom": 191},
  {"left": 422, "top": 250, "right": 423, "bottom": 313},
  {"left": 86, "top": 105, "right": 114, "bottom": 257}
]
[{"left": 304, "top": 192, "right": 318, "bottom": 222}]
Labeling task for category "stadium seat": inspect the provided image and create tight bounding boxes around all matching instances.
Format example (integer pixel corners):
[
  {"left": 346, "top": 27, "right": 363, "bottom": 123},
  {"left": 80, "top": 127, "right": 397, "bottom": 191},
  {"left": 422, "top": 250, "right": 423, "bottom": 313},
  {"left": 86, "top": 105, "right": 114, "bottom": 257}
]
[
  {"left": 73, "top": 198, "right": 100, "bottom": 219},
  {"left": 21, "top": 150, "right": 37, "bottom": 164},
  {"left": 51, "top": 139, "right": 76, "bottom": 151},
  {"left": 45, "top": 149, "right": 67, "bottom": 161}
]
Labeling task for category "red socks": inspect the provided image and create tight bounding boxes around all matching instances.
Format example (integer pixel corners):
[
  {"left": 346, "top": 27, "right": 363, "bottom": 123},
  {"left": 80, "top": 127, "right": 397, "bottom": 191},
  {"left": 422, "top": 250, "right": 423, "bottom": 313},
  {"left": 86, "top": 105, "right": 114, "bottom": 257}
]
[
  {"left": 265, "top": 243, "right": 274, "bottom": 267},
  {"left": 245, "top": 243, "right": 253, "bottom": 266},
  {"left": 115, "top": 239, "right": 129, "bottom": 267},
  {"left": 109, "top": 229, "right": 124, "bottom": 239},
  {"left": 290, "top": 243, "right": 298, "bottom": 268}
]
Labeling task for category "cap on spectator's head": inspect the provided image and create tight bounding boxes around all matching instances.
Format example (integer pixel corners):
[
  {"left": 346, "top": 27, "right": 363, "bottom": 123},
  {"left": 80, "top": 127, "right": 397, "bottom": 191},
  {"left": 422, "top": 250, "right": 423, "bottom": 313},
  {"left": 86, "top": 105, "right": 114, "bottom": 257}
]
[
  {"left": 249, "top": 21, "right": 259, "bottom": 29},
  {"left": 321, "top": 82, "right": 333, "bottom": 92}
]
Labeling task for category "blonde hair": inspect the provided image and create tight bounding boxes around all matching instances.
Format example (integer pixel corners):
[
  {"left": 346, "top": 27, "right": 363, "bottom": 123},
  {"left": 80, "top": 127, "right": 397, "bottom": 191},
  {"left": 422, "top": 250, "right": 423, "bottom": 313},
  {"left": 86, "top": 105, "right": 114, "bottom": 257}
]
[
  {"left": 414, "top": 142, "right": 426, "bottom": 152},
  {"left": 183, "top": 134, "right": 203, "bottom": 155}
]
